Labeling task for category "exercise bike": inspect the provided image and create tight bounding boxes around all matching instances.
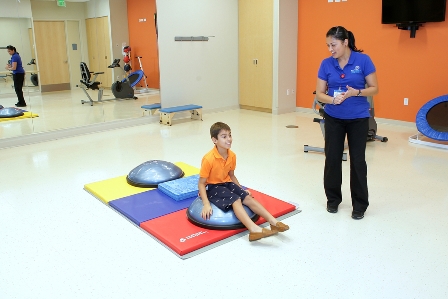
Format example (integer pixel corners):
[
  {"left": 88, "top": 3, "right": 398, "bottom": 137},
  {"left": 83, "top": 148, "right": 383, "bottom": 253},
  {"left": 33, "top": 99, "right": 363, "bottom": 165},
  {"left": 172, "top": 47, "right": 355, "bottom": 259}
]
[
  {"left": 304, "top": 91, "right": 388, "bottom": 161},
  {"left": 27, "top": 58, "right": 38, "bottom": 86},
  {"left": 78, "top": 59, "right": 137, "bottom": 106}
]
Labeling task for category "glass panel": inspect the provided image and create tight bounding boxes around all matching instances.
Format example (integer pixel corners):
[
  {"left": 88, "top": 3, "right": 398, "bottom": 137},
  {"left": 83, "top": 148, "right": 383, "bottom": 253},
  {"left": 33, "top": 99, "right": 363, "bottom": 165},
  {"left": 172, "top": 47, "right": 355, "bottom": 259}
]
[
  {"left": 29, "top": 0, "right": 106, "bottom": 134},
  {"left": 102, "top": 0, "right": 160, "bottom": 122},
  {"left": 0, "top": 0, "right": 34, "bottom": 139},
  {"left": 427, "top": 101, "right": 448, "bottom": 132},
  {"left": 0, "top": 0, "right": 162, "bottom": 142}
]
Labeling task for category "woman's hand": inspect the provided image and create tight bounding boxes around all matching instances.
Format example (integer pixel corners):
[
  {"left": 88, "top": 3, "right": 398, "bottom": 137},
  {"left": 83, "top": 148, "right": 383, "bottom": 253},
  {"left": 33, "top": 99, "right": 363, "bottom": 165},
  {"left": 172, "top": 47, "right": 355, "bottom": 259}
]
[
  {"left": 333, "top": 92, "right": 346, "bottom": 105},
  {"left": 246, "top": 189, "right": 252, "bottom": 196},
  {"left": 344, "top": 85, "right": 358, "bottom": 99},
  {"left": 5, "top": 64, "right": 10, "bottom": 70},
  {"left": 201, "top": 203, "right": 213, "bottom": 220}
]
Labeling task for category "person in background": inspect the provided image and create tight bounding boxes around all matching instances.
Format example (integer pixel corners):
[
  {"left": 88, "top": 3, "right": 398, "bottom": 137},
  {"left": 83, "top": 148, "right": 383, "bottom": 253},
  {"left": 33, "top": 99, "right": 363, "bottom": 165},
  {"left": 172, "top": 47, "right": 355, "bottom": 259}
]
[{"left": 5, "top": 45, "right": 27, "bottom": 107}]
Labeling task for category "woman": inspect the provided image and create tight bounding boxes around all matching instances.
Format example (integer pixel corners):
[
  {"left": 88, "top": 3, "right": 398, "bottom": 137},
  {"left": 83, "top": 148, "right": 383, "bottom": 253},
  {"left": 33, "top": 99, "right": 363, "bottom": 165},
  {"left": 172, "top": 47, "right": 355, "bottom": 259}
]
[
  {"left": 315, "top": 26, "right": 378, "bottom": 220},
  {"left": 5, "top": 45, "right": 27, "bottom": 107}
]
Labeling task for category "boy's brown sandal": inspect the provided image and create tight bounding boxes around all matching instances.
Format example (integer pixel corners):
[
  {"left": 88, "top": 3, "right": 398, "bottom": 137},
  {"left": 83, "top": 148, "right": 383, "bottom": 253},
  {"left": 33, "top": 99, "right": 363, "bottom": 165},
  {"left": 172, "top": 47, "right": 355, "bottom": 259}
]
[
  {"left": 249, "top": 228, "right": 277, "bottom": 242},
  {"left": 270, "top": 221, "right": 289, "bottom": 232}
]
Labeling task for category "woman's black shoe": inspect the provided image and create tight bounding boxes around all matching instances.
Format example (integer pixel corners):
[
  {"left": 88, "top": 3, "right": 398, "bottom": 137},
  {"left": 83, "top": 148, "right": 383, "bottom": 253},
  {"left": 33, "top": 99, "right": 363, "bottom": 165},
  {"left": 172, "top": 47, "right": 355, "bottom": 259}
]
[
  {"left": 327, "top": 205, "right": 338, "bottom": 213},
  {"left": 15, "top": 103, "right": 27, "bottom": 107},
  {"left": 351, "top": 211, "right": 364, "bottom": 220}
]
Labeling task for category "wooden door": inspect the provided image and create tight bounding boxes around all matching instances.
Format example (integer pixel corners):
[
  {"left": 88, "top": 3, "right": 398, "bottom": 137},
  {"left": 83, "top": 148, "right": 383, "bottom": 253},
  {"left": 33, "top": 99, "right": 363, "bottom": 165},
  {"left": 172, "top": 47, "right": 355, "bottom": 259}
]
[
  {"left": 100, "top": 16, "right": 112, "bottom": 88},
  {"left": 28, "top": 28, "right": 37, "bottom": 75},
  {"left": 85, "top": 17, "right": 112, "bottom": 87},
  {"left": 238, "top": 0, "right": 273, "bottom": 111},
  {"left": 84, "top": 18, "right": 100, "bottom": 72},
  {"left": 33, "top": 21, "right": 70, "bottom": 92}
]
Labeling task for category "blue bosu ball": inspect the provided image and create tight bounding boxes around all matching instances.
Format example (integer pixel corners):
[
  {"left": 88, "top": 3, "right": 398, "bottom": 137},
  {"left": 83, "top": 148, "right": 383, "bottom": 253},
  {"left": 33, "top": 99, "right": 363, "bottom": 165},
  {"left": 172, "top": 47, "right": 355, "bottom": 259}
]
[
  {"left": 186, "top": 197, "right": 259, "bottom": 230},
  {"left": 126, "top": 160, "right": 184, "bottom": 188},
  {"left": 0, "top": 107, "right": 24, "bottom": 118}
]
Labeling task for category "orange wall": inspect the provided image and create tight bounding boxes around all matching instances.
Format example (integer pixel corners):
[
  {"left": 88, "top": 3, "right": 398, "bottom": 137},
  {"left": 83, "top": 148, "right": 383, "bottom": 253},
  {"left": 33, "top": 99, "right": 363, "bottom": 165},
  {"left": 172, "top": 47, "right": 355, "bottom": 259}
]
[
  {"left": 296, "top": 0, "right": 448, "bottom": 122},
  {"left": 127, "top": 0, "right": 159, "bottom": 88}
]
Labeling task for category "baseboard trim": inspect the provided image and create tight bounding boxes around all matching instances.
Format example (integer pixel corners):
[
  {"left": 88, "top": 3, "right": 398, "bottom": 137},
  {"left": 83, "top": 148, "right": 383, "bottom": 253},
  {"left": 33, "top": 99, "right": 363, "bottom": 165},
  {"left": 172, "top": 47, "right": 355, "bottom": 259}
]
[
  {"left": 295, "top": 107, "right": 416, "bottom": 127},
  {"left": 0, "top": 116, "right": 159, "bottom": 149},
  {"left": 0, "top": 105, "right": 240, "bottom": 149},
  {"left": 240, "top": 105, "right": 272, "bottom": 113}
]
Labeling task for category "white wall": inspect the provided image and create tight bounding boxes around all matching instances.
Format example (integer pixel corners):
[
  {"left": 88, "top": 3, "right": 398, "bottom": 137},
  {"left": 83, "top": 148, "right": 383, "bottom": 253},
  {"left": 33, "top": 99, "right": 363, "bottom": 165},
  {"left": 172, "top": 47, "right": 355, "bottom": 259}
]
[
  {"left": 0, "top": 0, "right": 32, "bottom": 18},
  {"left": 85, "top": 0, "right": 110, "bottom": 18},
  {"left": 0, "top": 18, "right": 33, "bottom": 70},
  {"left": 273, "top": 0, "right": 298, "bottom": 114},
  {"left": 156, "top": 0, "right": 239, "bottom": 111},
  {"left": 30, "top": 1, "right": 90, "bottom": 66},
  {"left": 109, "top": 0, "right": 129, "bottom": 79}
]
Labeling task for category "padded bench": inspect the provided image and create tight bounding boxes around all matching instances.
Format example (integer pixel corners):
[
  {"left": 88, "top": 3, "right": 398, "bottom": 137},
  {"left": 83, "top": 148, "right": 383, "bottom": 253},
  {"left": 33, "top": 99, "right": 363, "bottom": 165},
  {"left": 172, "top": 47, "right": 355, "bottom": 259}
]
[
  {"left": 159, "top": 104, "right": 203, "bottom": 126},
  {"left": 141, "top": 103, "right": 161, "bottom": 115}
]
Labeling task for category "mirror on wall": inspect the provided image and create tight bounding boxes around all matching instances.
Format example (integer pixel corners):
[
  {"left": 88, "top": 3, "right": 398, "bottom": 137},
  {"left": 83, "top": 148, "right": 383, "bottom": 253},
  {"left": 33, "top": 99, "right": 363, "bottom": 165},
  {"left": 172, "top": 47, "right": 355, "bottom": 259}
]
[
  {"left": 0, "top": 0, "right": 35, "bottom": 139},
  {"left": 0, "top": 0, "right": 160, "bottom": 142}
]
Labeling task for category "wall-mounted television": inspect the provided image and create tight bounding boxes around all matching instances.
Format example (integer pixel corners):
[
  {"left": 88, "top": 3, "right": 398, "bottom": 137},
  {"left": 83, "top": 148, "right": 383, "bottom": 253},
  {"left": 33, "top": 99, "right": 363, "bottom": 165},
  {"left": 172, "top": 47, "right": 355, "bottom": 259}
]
[
  {"left": 382, "top": 0, "right": 447, "bottom": 37},
  {"left": 382, "top": 0, "right": 447, "bottom": 24}
]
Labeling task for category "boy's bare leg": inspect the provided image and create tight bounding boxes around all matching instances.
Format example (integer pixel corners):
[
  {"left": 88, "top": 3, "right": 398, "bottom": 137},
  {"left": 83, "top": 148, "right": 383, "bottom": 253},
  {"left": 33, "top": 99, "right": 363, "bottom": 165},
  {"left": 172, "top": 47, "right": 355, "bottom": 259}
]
[
  {"left": 232, "top": 199, "right": 262, "bottom": 233},
  {"left": 242, "top": 195, "right": 278, "bottom": 226}
]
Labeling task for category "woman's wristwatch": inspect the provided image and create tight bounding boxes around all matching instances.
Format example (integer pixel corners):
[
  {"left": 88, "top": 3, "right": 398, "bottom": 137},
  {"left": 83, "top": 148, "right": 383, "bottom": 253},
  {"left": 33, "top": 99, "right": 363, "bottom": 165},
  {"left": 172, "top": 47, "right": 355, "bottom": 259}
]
[{"left": 356, "top": 89, "right": 362, "bottom": 96}]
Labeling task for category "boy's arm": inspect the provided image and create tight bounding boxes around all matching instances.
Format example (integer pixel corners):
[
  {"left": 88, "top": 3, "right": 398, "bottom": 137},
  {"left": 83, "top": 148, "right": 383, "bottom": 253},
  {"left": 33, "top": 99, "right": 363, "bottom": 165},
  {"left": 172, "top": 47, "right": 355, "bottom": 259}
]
[
  {"left": 229, "top": 170, "right": 251, "bottom": 196},
  {"left": 198, "top": 177, "right": 213, "bottom": 220}
]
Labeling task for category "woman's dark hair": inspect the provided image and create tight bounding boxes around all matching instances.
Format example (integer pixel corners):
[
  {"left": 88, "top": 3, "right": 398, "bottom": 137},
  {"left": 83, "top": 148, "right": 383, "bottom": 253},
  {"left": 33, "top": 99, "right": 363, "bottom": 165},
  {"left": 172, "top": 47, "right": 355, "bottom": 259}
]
[
  {"left": 326, "top": 26, "right": 363, "bottom": 53},
  {"left": 6, "top": 45, "right": 17, "bottom": 53}
]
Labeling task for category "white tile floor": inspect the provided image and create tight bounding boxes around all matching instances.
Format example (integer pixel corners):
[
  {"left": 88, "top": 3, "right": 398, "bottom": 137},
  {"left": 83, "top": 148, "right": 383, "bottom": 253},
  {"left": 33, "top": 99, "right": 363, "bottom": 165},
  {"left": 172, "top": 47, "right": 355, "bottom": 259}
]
[
  {"left": 0, "top": 86, "right": 160, "bottom": 140},
  {"left": 1, "top": 109, "right": 448, "bottom": 299}
]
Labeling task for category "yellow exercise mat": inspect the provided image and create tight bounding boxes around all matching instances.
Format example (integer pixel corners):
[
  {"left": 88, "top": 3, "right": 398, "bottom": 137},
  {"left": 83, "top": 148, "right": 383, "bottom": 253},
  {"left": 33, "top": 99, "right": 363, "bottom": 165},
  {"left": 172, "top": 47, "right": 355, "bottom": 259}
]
[
  {"left": 0, "top": 111, "right": 39, "bottom": 122},
  {"left": 84, "top": 161, "right": 200, "bottom": 204}
]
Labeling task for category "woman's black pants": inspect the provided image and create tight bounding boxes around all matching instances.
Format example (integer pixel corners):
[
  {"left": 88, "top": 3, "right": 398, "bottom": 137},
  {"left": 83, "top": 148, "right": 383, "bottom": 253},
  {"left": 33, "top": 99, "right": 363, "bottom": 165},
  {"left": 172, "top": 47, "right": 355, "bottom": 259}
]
[
  {"left": 13, "top": 73, "right": 26, "bottom": 105},
  {"left": 324, "top": 113, "right": 369, "bottom": 212}
]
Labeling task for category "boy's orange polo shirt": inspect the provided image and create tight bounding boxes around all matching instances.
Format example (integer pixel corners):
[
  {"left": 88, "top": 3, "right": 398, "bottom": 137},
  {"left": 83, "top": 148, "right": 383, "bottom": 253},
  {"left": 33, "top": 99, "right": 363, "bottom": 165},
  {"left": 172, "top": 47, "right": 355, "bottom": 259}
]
[{"left": 200, "top": 146, "right": 236, "bottom": 185}]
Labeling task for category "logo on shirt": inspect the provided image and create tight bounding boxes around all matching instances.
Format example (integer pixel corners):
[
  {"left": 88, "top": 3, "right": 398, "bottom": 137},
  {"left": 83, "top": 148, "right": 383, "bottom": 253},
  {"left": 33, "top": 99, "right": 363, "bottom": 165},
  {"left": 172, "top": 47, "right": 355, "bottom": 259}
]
[
  {"left": 179, "top": 231, "right": 208, "bottom": 242},
  {"left": 351, "top": 66, "right": 361, "bottom": 74}
]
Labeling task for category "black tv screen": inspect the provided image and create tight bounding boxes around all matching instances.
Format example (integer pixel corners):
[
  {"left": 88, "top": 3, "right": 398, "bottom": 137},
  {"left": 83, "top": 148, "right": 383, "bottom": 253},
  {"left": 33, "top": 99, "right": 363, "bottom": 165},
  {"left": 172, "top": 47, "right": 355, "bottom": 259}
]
[{"left": 382, "top": 0, "right": 447, "bottom": 24}]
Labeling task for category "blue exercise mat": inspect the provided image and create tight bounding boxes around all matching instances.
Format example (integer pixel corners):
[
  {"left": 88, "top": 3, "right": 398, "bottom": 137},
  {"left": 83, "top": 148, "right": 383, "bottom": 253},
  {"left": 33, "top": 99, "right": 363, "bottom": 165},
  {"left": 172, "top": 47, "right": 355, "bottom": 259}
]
[
  {"left": 109, "top": 189, "right": 196, "bottom": 225},
  {"left": 158, "top": 174, "right": 200, "bottom": 201}
]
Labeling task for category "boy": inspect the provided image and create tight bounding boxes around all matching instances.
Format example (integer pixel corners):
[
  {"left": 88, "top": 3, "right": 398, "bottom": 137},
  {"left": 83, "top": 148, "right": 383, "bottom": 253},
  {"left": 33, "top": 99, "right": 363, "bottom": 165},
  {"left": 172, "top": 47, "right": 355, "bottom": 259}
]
[{"left": 198, "top": 122, "right": 289, "bottom": 241}]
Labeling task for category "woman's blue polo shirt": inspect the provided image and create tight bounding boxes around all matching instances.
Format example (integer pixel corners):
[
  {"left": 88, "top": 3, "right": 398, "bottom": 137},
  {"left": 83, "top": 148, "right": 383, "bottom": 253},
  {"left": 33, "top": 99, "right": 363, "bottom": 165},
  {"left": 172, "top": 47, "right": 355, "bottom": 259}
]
[
  {"left": 10, "top": 53, "right": 25, "bottom": 74},
  {"left": 318, "top": 51, "right": 376, "bottom": 119}
]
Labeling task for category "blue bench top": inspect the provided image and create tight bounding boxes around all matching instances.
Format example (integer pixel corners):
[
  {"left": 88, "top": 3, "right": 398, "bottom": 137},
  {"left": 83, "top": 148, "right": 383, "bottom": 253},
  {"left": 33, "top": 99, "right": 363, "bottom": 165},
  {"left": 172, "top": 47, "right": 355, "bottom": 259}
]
[
  {"left": 159, "top": 104, "right": 202, "bottom": 113},
  {"left": 141, "top": 103, "right": 161, "bottom": 109}
]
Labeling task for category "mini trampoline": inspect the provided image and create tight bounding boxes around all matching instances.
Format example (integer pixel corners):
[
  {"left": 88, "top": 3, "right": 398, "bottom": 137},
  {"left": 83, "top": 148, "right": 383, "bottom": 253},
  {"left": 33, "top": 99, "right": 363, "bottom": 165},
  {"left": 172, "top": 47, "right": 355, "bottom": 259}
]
[
  {"left": 126, "top": 160, "right": 184, "bottom": 188},
  {"left": 0, "top": 107, "right": 24, "bottom": 118},
  {"left": 409, "top": 94, "right": 448, "bottom": 149},
  {"left": 187, "top": 197, "right": 260, "bottom": 230}
]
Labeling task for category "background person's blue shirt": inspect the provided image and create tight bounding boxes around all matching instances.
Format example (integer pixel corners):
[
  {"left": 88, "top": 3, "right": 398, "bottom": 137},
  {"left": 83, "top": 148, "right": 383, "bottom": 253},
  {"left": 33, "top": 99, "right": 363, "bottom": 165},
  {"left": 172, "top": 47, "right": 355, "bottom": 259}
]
[
  {"left": 318, "top": 51, "right": 376, "bottom": 119},
  {"left": 10, "top": 52, "right": 25, "bottom": 74}
]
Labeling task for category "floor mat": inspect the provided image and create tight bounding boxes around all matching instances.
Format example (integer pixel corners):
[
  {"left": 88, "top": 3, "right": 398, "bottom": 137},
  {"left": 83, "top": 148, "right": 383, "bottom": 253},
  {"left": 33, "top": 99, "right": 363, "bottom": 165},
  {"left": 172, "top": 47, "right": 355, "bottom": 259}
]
[
  {"left": 84, "top": 163, "right": 300, "bottom": 259},
  {"left": 140, "top": 188, "right": 300, "bottom": 259},
  {"left": 0, "top": 111, "right": 39, "bottom": 122},
  {"left": 84, "top": 162, "right": 199, "bottom": 204},
  {"left": 109, "top": 188, "right": 196, "bottom": 225}
]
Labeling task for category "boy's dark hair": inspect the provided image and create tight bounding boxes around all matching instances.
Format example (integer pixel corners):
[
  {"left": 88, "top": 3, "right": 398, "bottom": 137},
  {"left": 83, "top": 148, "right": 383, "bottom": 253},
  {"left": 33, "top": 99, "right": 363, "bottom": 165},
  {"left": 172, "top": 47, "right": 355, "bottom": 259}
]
[{"left": 210, "top": 122, "right": 231, "bottom": 139}]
